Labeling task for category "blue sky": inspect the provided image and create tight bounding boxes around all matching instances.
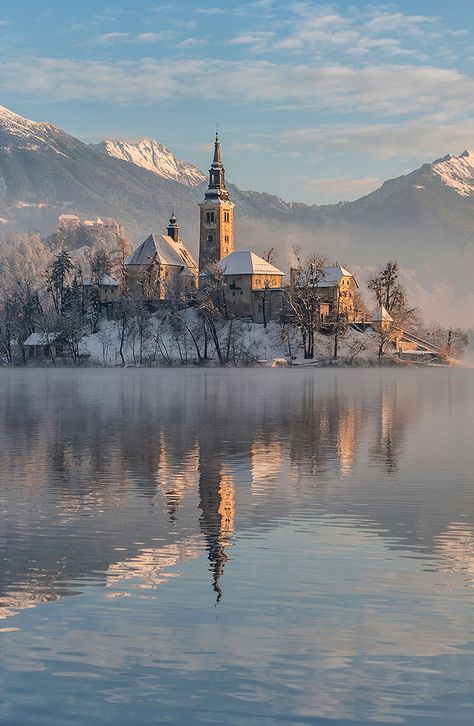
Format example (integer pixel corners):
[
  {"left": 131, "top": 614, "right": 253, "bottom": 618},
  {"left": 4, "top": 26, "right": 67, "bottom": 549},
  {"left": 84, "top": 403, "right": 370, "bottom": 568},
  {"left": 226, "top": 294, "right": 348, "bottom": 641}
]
[{"left": 1, "top": 0, "right": 474, "bottom": 203}]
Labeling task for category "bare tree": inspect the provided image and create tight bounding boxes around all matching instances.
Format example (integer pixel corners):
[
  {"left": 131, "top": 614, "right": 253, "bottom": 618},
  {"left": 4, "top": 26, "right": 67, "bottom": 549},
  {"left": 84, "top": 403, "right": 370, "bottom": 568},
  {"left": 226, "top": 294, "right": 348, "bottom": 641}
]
[
  {"left": 285, "top": 250, "right": 326, "bottom": 359},
  {"left": 98, "top": 327, "right": 114, "bottom": 366},
  {"left": 423, "top": 323, "right": 469, "bottom": 359},
  {"left": 116, "top": 253, "right": 133, "bottom": 365},
  {"left": 128, "top": 301, "right": 153, "bottom": 364},
  {"left": 260, "top": 246, "right": 278, "bottom": 329},
  {"left": 345, "top": 329, "right": 370, "bottom": 365},
  {"left": 197, "top": 263, "right": 227, "bottom": 365},
  {"left": 367, "top": 260, "right": 419, "bottom": 359},
  {"left": 367, "top": 260, "right": 406, "bottom": 314}
]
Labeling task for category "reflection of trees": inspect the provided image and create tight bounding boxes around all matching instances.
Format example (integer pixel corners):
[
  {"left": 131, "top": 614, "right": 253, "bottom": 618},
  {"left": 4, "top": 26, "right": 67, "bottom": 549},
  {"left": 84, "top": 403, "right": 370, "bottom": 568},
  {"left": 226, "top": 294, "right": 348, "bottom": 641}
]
[
  {"left": 0, "top": 369, "right": 436, "bottom": 612},
  {"left": 370, "top": 381, "right": 417, "bottom": 474}
]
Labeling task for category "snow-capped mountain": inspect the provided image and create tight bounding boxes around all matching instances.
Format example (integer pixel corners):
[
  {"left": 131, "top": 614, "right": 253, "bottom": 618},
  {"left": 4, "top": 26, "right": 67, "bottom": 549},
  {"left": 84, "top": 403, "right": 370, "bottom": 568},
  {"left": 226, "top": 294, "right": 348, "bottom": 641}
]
[
  {"left": 431, "top": 150, "right": 474, "bottom": 196},
  {"left": 0, "top": 104, "right": 474, "bottom": 324},
  {"left": 92, "top": 139, "right": 206, "bottom": 187},
  {"left": 0, "top": 105, "right": 76, "bottom": 154}
]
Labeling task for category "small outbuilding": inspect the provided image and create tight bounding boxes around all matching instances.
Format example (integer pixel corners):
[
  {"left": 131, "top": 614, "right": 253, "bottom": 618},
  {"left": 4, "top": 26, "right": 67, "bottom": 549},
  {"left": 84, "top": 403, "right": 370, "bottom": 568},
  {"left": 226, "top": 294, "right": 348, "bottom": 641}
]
[
  {"left": 23, "top": 332, "right": 67, "bottom": 360},
  {"left": 371, "top": 305, "right": 393, "bottom": 333},
  {"left": 23, "top": 333, "right": 91, "bottom": 361}
]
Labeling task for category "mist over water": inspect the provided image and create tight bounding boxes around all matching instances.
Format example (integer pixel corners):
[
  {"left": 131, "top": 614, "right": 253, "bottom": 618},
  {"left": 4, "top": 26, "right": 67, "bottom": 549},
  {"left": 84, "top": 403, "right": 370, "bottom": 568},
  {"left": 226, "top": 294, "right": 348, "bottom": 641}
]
[{"left": 0, "top": 368, "right": 474, "bottom": 724}]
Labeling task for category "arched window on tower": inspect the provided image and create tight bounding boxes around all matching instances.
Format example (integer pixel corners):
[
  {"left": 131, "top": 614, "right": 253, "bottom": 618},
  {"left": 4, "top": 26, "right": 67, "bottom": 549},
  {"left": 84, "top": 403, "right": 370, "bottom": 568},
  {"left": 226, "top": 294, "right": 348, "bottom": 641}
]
[{"left": 207, "top": 234, "right": 213, "bottom": 244}]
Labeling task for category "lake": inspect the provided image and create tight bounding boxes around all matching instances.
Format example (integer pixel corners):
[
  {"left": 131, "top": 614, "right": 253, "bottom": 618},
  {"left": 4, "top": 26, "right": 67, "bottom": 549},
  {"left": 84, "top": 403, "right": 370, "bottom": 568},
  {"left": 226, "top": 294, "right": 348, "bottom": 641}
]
[{"left": 0, "top": 368, "right": 473, "bottom": 725}]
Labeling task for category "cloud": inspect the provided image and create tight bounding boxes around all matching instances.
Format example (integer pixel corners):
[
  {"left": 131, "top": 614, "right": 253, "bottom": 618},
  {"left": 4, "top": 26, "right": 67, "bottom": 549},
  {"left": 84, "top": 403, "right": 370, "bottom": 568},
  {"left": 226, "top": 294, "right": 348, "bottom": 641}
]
[
  {"left": 283, "top": 118, "right": 474, "bottom": 160},
  {"left": 193, "top": 6, "right": 228, "bottom": 14},
  {"left": 227, "top": 4, "right": 462, "bottom": 62},
  {"left": 229, "top": 31, "right": 276, "bottom": 54},
  {"left": 135, "top": 33, "right": 161, "bottom": 43},
  {"left": 177, "top": 38, "right": 207, "bottom": 48},
  {"left": 97, "top": 32, "right": 161, "bottom": 44},
  {"left": 97, "top": 32, "right": 130, "bottom": 44},
  {"left": 3, "top": 55, "right": 474, "bottom": 120}
]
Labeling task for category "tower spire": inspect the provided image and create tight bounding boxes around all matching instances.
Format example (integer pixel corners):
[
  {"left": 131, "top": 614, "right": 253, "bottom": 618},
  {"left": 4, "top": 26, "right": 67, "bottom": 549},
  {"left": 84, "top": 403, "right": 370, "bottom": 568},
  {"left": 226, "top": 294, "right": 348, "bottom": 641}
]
[
  {"left": 213, "top": 129, "right": 222, "bottom": 165},
  {"left": 167, "top": 209, "right": 179, "bottom": 242},
  {"left": 198, "top": 130, "right": 235, "bottom": 272},
  {"left": 206, "top": 130, "right": 228, "bottom": 200}
]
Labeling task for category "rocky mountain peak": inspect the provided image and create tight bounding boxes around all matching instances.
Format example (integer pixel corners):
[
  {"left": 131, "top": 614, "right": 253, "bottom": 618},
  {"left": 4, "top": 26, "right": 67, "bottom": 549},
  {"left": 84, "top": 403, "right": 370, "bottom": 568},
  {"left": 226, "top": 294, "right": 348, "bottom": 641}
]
[{"left": 92, "top": 138, "right": 206, "bottom": 188}]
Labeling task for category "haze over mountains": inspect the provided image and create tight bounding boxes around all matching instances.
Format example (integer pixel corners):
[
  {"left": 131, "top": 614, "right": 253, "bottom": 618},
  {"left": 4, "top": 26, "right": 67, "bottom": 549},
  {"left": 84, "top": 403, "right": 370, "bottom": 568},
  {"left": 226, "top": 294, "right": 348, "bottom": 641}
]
[{"left": 0, "top": 105, "right": 473, "bottom": 325}]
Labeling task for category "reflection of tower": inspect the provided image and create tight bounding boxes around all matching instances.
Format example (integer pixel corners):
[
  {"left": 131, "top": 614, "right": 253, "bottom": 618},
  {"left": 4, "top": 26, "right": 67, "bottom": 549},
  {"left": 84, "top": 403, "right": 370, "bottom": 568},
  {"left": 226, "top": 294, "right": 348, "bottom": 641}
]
[{"left": 198, "top": 443, "right": 235, "bottom": 603}]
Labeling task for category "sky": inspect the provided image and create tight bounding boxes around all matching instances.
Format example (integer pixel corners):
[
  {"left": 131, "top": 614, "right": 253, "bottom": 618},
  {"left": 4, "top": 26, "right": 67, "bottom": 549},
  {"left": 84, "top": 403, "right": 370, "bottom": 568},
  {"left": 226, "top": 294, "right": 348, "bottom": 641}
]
[{"left": 1, "top": 0, "right": 474, "bottom": 203}]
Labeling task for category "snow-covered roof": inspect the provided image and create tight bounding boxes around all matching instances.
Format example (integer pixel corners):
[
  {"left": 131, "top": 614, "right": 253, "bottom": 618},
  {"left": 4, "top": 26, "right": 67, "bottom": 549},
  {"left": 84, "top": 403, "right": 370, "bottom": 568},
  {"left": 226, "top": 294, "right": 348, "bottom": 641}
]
[
  {"left": 219, "top": 251, "right": 285, "bottom": 276},
  {"left": 126, "top": 234, "right": 197, "bottom": 274},
  {"left": 317, "top": 265, "right": 355, "bottom": 287},
  {"left": 372, "top": 305, "right": 393, "bottom": 322},
  {"left": 24, "top": 332, "right": 60, "bottom": 346},
  {"left": 83, "top": 275, "right": 118, "bottom": 287}
]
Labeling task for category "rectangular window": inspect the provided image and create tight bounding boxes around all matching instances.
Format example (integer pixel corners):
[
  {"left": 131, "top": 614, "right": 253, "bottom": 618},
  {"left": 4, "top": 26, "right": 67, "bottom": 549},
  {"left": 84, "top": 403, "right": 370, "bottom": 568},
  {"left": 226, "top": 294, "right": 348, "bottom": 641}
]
[{"left": 206, "top": 211, "right": 215, "bottom": 223}]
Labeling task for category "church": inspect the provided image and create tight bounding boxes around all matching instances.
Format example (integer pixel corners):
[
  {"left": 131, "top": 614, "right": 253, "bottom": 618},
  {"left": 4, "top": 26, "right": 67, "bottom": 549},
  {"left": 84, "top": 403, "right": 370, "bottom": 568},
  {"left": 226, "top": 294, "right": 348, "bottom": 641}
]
[
  {"left": 125, "top": 131, "right": 285, "bottom": 322},
  {"left": 198, "top": 132, "right": 285, "bottom": 322},
  {"left": 125, "top": 212, "right": 198, "bottom": 301}
]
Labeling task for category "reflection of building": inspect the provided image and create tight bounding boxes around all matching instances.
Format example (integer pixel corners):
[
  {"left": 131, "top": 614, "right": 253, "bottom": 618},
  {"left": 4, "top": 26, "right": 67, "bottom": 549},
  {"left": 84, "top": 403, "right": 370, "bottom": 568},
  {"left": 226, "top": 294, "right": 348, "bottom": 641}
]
[
  {"left": 126, "top": 212, "right": 198, "bottom": 301},
  {"left": 106, "top": 537, "right": 203, "bottom": 590},
  {"left": 337, "top": 407, "right": 357, "bottom": 476},
  {"left": 251, "top": 439, "right": 283, "bottom": 494},
  {"left": 156, "top": 436, "right": 199, "bottom": 525},
  {"left": 435, "top": 524, "right": 474, "bottom": 583}
]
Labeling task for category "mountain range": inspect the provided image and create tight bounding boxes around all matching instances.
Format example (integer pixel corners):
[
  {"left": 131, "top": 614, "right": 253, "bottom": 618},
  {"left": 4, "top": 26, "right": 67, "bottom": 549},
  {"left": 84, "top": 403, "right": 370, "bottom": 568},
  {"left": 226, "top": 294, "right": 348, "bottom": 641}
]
[{"left": 0, "top": 105, "right": 473, "bottom": 325}]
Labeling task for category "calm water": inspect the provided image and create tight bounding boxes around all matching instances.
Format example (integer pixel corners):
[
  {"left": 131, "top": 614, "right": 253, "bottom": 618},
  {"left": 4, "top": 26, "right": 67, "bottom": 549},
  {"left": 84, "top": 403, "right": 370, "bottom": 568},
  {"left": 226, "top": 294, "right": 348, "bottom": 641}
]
[{"left": 0, "top": 368, "right": 474, "bottom": 725}]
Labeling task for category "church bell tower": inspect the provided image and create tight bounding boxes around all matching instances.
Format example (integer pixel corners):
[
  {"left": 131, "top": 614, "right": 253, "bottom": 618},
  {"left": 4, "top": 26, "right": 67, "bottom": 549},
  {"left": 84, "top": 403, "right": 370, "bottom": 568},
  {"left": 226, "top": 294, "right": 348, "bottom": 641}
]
[{"left": 198, "top": 132, "right": 235, "bottom": 272}]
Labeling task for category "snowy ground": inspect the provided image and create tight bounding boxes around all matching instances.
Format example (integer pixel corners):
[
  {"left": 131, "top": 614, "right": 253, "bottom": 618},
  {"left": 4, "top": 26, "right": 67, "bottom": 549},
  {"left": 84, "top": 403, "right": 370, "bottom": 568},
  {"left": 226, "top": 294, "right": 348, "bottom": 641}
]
[{"left": 79, "top": 310, "right": 398, "bottom": 368}]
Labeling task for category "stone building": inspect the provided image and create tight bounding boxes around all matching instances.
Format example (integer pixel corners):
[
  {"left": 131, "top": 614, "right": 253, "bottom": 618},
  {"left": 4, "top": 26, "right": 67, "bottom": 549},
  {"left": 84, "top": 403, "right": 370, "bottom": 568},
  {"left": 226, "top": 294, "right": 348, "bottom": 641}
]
[
  {"left": 58, "top": 214, "right": 80, "bottom": 228},
  {"left": 198, "top": 132, "right": 235, "bottom": 272},
  {"left": 125, "top": 213, "right": 198, "bottom": 301},
  {"left": 219, "top": 251, "right": 285, "bottom": 322},
  {"left": 83, "top": 275, "right": 119, "bottom": 307},
  {"left": 316, "top": 266, "right": 359, "bottom": 322}
]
